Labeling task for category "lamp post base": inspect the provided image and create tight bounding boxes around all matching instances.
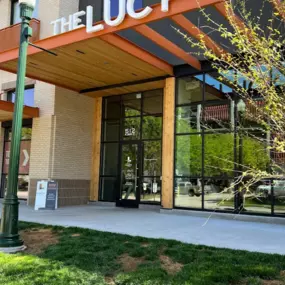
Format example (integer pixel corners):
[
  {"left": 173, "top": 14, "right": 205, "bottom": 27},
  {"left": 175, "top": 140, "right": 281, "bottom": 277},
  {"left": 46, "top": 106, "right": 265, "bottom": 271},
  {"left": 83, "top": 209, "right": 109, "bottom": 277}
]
[
  {"left": 0, "top": 245, "right": 26, "bottom": 254},
  {"left": 0, "top": 233, "right": 24, "bottom": 248},
  {"left": 0, "top": 198, "right": 23, "bottom": 249}
]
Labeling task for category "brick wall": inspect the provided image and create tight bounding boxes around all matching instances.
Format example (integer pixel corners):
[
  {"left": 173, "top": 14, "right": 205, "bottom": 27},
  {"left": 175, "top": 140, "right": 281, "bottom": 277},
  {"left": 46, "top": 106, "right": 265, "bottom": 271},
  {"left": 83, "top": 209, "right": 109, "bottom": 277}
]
[
  {"left": 27, "top": 0, "right": 95, "bottom": 207},
  {"left": 28, "top": 87, "right": 94, "bottom": 207},
  {"left": 0, "top": 0, "right": 10, "bottom": 29},
  {"left": 0, "top": 0, "right": 94, "bottom": 207},
  {"left": 52, "top": 87, "right": 94, "bottom": 180}
]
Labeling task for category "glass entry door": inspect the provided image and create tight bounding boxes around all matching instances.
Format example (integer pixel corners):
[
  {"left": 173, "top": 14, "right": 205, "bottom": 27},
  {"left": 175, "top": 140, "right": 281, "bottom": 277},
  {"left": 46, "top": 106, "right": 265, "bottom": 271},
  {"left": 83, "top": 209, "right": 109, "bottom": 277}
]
[{"left": 117, "top": 143, "right": 141, "bottom": 208}]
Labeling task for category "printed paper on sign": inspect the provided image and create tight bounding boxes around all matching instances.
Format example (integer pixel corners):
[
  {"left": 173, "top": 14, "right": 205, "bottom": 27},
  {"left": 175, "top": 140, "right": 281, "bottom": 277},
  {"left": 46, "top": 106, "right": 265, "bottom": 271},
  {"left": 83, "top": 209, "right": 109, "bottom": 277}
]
[
  {"left": 153, "top": 183, "right": 158, "bottom": 193},
  {"left": 34, "top": 181, "right": 48, "bottom": 210}
]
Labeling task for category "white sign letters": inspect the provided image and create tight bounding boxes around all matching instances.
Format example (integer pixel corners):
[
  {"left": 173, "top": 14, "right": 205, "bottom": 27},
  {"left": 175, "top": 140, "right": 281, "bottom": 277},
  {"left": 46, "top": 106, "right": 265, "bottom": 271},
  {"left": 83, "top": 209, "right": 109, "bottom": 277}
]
[{"left": 51, "top": 0, "right": 170, "bottom": 35}]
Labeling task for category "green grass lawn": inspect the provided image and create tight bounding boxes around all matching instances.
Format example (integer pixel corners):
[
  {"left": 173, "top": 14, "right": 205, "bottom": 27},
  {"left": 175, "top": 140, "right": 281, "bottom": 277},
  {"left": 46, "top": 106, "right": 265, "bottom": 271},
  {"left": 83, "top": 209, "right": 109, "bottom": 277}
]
[{"left": 0, "top": 222, "right": 285, "bottom": 285}]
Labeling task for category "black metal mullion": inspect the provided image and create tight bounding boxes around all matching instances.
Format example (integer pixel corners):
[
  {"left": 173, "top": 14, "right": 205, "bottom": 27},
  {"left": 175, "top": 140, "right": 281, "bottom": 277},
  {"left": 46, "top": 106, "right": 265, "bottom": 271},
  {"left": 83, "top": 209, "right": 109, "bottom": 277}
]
[
  {"left": 99, "top": 98, "right": 107, "bottom": 200},
  {"left": 10, "top": 0, "right": 17, "bottom": 25},
  {"left": 0, "top": 128, "right": 9, "bottom": 198},
  {"left": 138, "top": 93, "right": 144, "bottom": 204},
  {"left": 202, "top": 73, "right": 206, "bottom": 210},
  {"left": 233, "top": 94, "right": 239, "bottom": 212},
  {"left": 173, "top": 77, "right": 179, "bottom": 208},
  {"left": 141, "top": 137, "right": 163, "bottom": 142},
  {"left": 176, "top": 132, "right": 203, "bottom": 136}
]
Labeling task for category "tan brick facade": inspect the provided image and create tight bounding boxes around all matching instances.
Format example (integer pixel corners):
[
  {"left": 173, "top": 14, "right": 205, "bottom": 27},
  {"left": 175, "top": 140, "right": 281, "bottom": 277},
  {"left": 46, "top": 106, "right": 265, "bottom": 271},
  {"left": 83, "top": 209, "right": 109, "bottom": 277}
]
[
  {"left": 0, "top": 0, "right": 10, "bottom": 29},
  {"left": 0, "top": 0, "right": 94, "bottom": 207},
  {"left": 52, "top": 88, "right": 94, "bottom": 180}
]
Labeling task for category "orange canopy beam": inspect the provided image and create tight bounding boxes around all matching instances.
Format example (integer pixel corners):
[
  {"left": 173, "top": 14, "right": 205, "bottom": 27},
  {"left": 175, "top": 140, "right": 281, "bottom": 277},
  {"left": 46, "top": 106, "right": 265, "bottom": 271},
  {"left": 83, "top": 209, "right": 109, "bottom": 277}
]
[
  {"left": 0, "top": 0, "right": 224, "bottom": 65},
  {"left": 134, "top": 25, "right": 201, "bottom": 70},
  {"left": 100, "top": 34, "right": 173, "bottom": 75},
  {"left": 171, "top": 14, "right": 227, "bottom": 57},
  {"left": 0, "top": 100, "right": 39, "bottom": 119},
  {"left": 214, "top": 2, "right": 248, "bottom": 33}
]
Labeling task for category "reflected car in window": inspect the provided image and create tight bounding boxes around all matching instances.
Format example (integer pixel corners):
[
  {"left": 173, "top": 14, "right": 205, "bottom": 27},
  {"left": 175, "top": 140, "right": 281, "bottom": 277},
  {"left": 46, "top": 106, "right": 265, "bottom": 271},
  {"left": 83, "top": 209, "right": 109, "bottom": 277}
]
[
  {"left": 256, "top": 180, "right": 285, "bottom": 199},
  {"left": 175, "top": 179, "right": 202, "bottom": 197}
]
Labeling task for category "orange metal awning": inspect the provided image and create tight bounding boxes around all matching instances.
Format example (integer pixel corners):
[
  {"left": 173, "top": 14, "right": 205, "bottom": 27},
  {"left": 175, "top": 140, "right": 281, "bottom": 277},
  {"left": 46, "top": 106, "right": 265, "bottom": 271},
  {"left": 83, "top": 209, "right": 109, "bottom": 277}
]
[{"left": 0, "top": 100, "right": 39, "bottom": 122}]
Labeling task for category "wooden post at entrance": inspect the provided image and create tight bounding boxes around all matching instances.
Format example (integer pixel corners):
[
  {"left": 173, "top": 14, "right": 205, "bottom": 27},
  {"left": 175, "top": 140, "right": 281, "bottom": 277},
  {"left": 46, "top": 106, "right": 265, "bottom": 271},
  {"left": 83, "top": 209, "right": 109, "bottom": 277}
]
[
  {"left": 162, "top": 77, "right": 175, "bottom": 209},
  {"left": 90, "top": 97, "right": 102, "bottom": 201}
]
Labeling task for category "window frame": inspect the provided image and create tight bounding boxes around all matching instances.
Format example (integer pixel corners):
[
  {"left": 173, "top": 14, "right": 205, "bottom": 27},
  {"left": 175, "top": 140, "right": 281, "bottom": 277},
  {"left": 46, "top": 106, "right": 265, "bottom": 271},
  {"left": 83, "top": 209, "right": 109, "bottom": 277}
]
[
  {"left": 6, "top": 85, "right": 35, "bottom": 107},
  {"left": 10, "top": 0, "right": 20, "bottom": 26},
  {"left": 99, "top": 89, "right": 164, "bottom": 204},
  {"left": 10, "top": 0, "right": 39, "bottom": 25}
]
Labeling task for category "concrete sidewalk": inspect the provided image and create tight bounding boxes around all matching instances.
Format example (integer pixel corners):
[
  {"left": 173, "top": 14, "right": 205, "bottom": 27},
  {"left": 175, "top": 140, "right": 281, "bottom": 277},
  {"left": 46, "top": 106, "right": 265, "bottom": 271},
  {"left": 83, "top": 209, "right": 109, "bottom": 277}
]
[{"left": 1, "top": 203, "right": 285, "bottom": 255}]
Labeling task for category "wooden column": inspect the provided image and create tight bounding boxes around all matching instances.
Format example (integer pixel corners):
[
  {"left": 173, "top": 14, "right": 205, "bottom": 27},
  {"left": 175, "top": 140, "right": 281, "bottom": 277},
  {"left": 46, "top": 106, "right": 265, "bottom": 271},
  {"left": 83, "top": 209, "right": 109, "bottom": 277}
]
[
  {"left": 162, "top": 77, "right": 175, "bottom": 209},
  {"left": 90, "top": 97, "right": 102, "bottom": 201}
]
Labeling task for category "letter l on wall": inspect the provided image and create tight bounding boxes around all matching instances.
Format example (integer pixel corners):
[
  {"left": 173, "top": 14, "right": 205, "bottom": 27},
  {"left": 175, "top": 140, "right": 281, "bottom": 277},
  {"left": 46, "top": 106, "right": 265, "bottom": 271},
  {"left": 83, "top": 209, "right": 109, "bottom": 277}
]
[{"left": 86, "top": 5, "right": 104, "bottom": 33}]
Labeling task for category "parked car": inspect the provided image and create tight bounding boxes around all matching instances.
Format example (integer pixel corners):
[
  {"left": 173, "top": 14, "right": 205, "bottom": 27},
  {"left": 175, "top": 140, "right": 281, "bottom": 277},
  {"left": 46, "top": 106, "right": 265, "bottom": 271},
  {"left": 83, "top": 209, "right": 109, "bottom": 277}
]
[
  {"left": 256, "top": 180, "right": 285, "bottom": 199},
  {"left": 175, "top": 179, "right": 202, "bottom": 197},
  {"left": 175, "top": 178, "right": 224, "bottom": 197}
]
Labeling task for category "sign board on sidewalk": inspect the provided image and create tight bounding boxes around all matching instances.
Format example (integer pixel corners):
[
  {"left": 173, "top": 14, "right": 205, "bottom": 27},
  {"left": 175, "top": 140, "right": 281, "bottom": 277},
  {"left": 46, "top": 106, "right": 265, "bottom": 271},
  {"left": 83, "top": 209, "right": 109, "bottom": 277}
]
[
  {"left": 46, "top": 181, "right": 58, "bottom": 210},
  {"left": 35, "top": 181, "right": 58, "bottom": 210}
]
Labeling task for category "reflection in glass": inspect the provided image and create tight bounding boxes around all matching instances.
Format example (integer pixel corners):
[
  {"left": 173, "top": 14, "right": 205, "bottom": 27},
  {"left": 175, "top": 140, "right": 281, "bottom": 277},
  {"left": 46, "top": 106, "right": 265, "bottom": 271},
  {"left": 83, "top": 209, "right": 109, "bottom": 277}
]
[
  {"left": 204, "top": 133, "right": 234, "bottom": 178},
  {"left": 121, "top": 144, "right": 138, "bottom": 200},
  {"left": 204, "top": 179, "right": 235, "bottom": 210},
  {"left": 241, "top": 132, "right": 269, "bottom": 173},
  {"left": 142, "top": 116, "right": 162, "bottom": 139},
  {"left": 104, "top": 96, "right": 121, "bottom": 119},
  {"left": 102, "top": 143, "right": 119, "bottom": 176},
  {"left": 177, "top": 77, "right": 202, "bottom": 105},
  {"left": 141, "top": 177, "right": 161, "bottom": 203},
  {"left": 143, "top": 90, "right": 163, "bottom": 115},
  {"left": 240, "top": 180, "right": 272, "bottom": 214},
  {"left": 143, "top": 141, "right": 161, "bottom": 176},
  {"left": 3, "top": 175, "right": 29, "bottom": 200},
  {"left": 100, "top": 177, "right": 117, "bottom": 201},
  {"left": 203, "top": 103, "right": 231, "bottom": 132},
  {"left": 8, "top": 127, "right": 32, "bottom": 141},
  {"left": 103, "top": 120, "right": 120, "bottom": 142},
  {"left": 240, "top": 132, "right": 271, "bottom": 214},
  {"left": 122, "top": 93, "right": 141, "bottom": 117},
  {"left": 271, "top": 180, "right": 285, "bottom": 215},
  {"left": 174, "top": 178, "right": 202, "bottom": 208},
  {"left": 176, "top": 106, "right": 202, "bottom": 134},
  {"left": 123, "top": 118, "right": 141, "bottom": 140},
  {"left": 175, "top": 135, "right": 202, "bottom": 177},
  {"left": 204, "top": 74, "right": 232, "bottom": 94}
]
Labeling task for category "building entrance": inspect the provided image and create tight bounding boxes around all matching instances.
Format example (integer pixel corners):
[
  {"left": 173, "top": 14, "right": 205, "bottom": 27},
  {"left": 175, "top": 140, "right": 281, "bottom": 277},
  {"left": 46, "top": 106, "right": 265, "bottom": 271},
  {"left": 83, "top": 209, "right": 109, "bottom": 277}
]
[
  {"left": 117, "top": 142, "right": 141, "bottom": 208},
  {"left": 99, "top": 90, "right": 163, "bottom": 207}
]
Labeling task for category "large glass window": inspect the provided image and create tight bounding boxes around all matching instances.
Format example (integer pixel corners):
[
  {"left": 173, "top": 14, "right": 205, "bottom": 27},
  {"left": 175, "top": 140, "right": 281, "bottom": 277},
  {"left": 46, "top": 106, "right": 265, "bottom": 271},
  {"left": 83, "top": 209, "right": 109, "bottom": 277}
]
[
  {"left": 175, "top": 135, "right": 202, "bottom": 177},
  {"left": 175, "top": 74, "right": 235, "bottom": 211},
  {"left": 11, "top": 0, "right": 39, "bottom": 25},
  {"left": 1, "top": 127, "right": 32, "bottom": 200},
  {"left": 100, "top": 90, "right": 163, "bottom": 204},
  {"left": 174, "top": 73, "right": 275, "bottom": 214},
  {"left": 7, "top": 87, "right": 35, "bottom": 107}
]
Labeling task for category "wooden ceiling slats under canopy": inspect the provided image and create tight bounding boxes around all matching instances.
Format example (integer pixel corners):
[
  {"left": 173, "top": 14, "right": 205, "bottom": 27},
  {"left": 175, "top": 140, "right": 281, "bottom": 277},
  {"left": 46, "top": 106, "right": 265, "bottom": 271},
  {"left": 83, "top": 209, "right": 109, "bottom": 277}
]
[{"left": 0, "top": 0, "right": 256, "bottom": 97}]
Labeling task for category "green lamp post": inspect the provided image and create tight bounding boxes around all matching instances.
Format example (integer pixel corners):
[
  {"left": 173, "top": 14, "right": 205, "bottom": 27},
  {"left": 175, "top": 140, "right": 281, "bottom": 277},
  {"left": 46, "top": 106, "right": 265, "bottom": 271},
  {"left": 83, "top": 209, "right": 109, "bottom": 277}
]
[{"left": 0, "top": 0, "right": 36, "bottom": 253}]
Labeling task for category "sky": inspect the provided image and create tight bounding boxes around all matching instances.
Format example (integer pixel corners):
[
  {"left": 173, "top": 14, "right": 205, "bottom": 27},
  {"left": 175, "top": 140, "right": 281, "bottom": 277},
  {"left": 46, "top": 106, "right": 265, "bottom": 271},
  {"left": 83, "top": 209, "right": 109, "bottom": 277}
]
[{"left": 10, "top": 88, "right": 34, "bottom": 107}]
